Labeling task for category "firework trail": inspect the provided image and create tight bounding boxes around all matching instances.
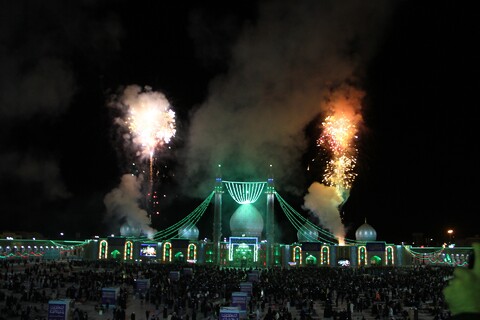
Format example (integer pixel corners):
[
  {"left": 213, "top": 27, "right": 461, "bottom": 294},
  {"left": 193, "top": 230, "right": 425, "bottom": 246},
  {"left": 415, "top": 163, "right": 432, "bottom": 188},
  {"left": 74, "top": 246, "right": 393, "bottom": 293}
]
[
  {"left": 319, "top": 85, "right": 363, "bottom": 202},
  {"left": 303, "top": 85, "right": 364, "bottom": 243},
  {"left": 109, "top": 84, "right": 176, "bottom": 231}
]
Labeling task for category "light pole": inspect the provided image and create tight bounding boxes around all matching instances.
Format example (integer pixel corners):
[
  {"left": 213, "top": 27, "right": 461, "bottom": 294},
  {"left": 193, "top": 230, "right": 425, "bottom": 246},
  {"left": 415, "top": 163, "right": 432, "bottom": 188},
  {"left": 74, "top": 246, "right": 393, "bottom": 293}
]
[{"left": 447, "top": 229, "right": 454, "bottom": 244}]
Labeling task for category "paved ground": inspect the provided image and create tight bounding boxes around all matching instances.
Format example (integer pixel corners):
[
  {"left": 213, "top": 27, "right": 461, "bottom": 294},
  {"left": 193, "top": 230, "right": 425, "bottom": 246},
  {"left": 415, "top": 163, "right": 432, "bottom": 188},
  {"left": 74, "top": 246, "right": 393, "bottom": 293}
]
[
  {"left": 1, "top": 288, "right": 437, "bottom": 320},
  {"left": 72, "top": 295, "right": 437, "bottom": 320},
  {"left": 0, "top": 263, "right": 440, "bottom": 320}
]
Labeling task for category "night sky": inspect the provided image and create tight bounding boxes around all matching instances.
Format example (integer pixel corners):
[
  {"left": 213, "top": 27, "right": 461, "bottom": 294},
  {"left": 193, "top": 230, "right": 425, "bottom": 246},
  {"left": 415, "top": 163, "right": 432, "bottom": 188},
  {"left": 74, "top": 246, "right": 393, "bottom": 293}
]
[{"left": 1, "top": 1, "right": 479, "bottom": 244}]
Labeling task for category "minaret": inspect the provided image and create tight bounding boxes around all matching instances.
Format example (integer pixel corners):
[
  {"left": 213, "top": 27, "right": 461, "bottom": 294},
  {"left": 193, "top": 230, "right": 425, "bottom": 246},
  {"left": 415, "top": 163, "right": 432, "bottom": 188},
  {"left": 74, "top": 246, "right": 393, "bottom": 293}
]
[
  {"left": 213, "top": 164, "right": 223, "bottom": 264},
  {"left": 265, "top": 164, "right": 275, "bottom": 267}
]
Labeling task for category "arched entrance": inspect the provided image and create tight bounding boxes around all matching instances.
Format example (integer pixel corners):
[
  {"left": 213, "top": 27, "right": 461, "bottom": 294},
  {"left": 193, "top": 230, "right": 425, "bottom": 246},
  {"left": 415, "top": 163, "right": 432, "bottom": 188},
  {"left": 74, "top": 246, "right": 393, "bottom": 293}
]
[{"left": 234, "top": 243, "right": 253, "bottom": 268}]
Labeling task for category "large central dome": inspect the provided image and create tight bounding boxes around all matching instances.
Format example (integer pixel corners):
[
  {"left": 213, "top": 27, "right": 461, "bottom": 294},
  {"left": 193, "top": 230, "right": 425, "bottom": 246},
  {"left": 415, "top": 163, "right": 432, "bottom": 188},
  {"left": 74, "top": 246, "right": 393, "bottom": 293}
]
[{"left": 230, "top": 204, "right": 264, "bottom": 238}]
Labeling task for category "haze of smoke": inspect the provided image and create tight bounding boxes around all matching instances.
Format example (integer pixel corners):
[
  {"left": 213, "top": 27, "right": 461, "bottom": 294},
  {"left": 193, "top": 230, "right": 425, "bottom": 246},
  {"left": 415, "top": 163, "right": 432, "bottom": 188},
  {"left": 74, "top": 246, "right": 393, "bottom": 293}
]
[
  {"left": 0, "top": 152, "right": 71, "bottom": 200},
  {"left": 103, "top": 174, "right": 156, "bottom": 239},
  {"left": 302, "top": 182, "right": 345, "bottom": 238},
  {"left": 0, "top": 1, "right": 123, "bottom": 230},
  {"left": 181, "top": 0, "right": 394, "bottom": 197},
  {"left": 0, "top": 1, "right": 122, "bottom": 119}
]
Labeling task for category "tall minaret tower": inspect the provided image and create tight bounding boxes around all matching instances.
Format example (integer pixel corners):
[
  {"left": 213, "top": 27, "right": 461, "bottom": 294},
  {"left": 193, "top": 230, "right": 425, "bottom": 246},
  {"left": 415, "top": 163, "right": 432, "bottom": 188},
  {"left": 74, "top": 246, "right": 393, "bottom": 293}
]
[
  {"left": 265, "top": 164, "right": 275, "bottom": 267},
  {"left": 213, "top": 164, "right": 223, "bottom": 264}
]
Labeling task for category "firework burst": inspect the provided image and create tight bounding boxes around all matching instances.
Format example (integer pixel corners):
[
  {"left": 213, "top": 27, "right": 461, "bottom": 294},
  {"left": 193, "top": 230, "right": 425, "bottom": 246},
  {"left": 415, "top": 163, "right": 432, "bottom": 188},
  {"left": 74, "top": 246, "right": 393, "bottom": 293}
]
[
  {"left": 114, "top": 85, "right": 176, "bottom": 222},
  {"left": 303, "top": 85, "right": 364, "bottom": 244},
  {"left": 123, "top": 86, "right": 176, "bottom": 158},
  {"left": 318, "top": 113, "right": 358, "bottom": 199}
]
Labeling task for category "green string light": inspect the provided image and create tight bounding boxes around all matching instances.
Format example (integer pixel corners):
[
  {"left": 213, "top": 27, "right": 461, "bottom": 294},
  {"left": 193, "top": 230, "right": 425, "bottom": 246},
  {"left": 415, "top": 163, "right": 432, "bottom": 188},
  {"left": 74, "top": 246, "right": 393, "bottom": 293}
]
[{"left": 223, "top": 181, "right": 266, "bottom": 204}]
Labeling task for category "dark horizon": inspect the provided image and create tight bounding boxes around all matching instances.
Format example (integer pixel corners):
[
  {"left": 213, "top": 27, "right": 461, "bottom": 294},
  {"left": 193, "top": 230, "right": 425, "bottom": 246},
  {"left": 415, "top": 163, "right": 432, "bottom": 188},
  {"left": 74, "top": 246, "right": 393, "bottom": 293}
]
[{"left": 1, "top": 1, "right": 479, "bottom": 245}]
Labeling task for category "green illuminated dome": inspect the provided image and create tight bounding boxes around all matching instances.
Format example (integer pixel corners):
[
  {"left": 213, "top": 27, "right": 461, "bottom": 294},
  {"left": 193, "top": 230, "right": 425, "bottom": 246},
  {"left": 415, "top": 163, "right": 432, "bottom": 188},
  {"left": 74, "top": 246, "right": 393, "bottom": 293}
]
[
  {"left": 355, "top": 219, "right": 377, "bottom": 241},
  {"left": 230, "top": 204, "right": 264, "bottom": 238},
  {"left": 297, "top": 223, "right": 319, "bottom": 242},
  {"left": 178, "top": 224, "right": 199, "bottom": 240}
]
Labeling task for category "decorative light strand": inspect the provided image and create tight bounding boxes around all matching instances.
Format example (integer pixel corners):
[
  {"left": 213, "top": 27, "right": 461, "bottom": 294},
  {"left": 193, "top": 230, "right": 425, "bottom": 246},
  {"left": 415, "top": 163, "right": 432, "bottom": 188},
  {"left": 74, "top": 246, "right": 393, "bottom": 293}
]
[{"left": 223, "top": 181, "right": 266, "bottom": 204}]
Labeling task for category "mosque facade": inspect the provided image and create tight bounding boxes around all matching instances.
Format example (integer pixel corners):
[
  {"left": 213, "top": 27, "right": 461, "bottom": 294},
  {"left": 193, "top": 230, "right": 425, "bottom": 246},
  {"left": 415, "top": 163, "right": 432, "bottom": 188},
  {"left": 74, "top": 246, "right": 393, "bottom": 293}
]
[
  {"left": 0, "top": 219, "right": 473, "bottom": 268},
  {"left": 0, "top": 176, "right": 474, "bottom": 268},
  {"left": 0, "top": 219, "right": 472, "bottom": 268}
]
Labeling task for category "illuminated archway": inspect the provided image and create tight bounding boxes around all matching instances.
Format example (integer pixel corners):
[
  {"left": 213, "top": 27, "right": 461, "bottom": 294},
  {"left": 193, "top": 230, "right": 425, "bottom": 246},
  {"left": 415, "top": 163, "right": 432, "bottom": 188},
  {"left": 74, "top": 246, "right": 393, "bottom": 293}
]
[
  {"left": 228, "top": 237, "right": 258, "bottom": 263},
  {"left": 187, "top": 244, "right": 197, "bottom": 261},
  {"left": 358, "top": 246, "right": 367, "bottom": 266},
  {"left": 293, "top": 246, "right": 302, "bottom": 265},
  {"left": 163, "top": 242, "right": 172, "bottom": 262},
  {"left": 321, "top": 246, "right": 330, "bottom": 265},
  {"left": 386, "top": 246, "right": 394, "bottom": 265},
  {"left": 98, "top": 240, "right": 108, "bottom": 260},
  {"left": 124, "top": 241, "right": 133, "bottom": 261}
]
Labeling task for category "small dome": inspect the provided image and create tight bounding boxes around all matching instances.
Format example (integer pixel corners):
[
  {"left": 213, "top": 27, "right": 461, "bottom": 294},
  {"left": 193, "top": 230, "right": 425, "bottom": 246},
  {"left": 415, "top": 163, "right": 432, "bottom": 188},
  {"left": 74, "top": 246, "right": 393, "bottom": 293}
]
[
  {"left": 230, "top": 204, "right": 264, "bottom": 238},
  {"left": 355, "top": 219, "right": 377, "bottom": 241},
  {"left": 120, "top": 224, "right": 142, "bottom": 237},
  {"left": 297, "top": 223, "right": 319, "bottom": 242},
  {"left": 178, "top": 224, "right": 199, "bottom": 240}
]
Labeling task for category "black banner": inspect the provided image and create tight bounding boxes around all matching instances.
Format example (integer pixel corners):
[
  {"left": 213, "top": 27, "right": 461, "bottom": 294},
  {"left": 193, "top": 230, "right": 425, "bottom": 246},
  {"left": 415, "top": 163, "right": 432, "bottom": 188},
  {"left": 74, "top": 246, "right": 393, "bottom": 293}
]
[
  {"left": 301, "top": 242, "right": 321, "bottom": 252},
  {"left": 366, "top": 242, "right": 385, "bottom": 252},
  {"left": 171, "top": 239, "right": 189, "bottom": 248}
]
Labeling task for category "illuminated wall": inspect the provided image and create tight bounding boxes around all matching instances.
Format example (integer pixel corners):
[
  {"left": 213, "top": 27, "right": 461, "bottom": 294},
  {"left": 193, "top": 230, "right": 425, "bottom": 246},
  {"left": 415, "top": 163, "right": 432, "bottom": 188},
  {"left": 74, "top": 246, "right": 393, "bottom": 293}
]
[{"left": 273, "top": 244, "right": 281, "bottom": 266}]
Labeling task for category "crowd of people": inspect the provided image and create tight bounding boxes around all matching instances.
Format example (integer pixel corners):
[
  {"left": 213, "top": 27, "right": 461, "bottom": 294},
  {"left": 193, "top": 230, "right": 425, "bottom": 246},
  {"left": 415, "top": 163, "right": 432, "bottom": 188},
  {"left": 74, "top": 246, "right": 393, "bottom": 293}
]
[{"left": 0, "top": 243, "right": 478, "bottom": 320}]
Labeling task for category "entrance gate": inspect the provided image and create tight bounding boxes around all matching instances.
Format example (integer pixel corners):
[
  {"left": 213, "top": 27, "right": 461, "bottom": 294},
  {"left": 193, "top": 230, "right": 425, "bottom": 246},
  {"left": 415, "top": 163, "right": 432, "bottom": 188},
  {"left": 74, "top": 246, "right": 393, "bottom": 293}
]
[{"left": 229, "top": 236, "right": 259, "bottom": 267}]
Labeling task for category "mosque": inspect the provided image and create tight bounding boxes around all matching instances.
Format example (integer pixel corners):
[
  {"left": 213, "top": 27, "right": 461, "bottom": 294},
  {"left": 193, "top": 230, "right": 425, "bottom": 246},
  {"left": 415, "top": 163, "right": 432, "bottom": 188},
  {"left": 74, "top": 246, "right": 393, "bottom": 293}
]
[{"left": 0, "top": 174, "right": 473, "bottom": 268}]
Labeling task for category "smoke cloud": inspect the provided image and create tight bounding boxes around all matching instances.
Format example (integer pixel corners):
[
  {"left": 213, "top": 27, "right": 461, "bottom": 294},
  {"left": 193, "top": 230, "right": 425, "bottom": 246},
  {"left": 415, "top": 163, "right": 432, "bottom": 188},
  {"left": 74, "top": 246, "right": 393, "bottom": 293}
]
[
  {"left": 103, "top": 174, "right": 156, "bottom": 239},
  {"left": 177, "top": 1, "right": 397, "bottom": 241},
  {"left": 180, "top": 0, "right": 394, "bottom": 198},
  {"left": 303, "top": 182, "right": 345, "bottom": 240},
  {"left": 0, "top": 152, "right": 71, "bottom": 200},
  {"left": 0, "top": 1, "right": 124, "bottom": 234}
]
